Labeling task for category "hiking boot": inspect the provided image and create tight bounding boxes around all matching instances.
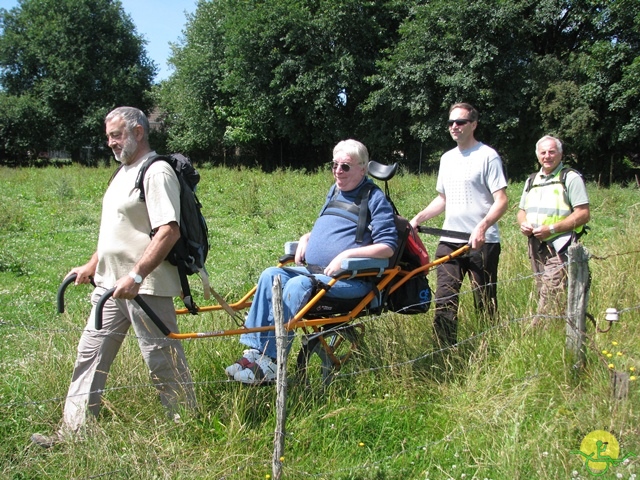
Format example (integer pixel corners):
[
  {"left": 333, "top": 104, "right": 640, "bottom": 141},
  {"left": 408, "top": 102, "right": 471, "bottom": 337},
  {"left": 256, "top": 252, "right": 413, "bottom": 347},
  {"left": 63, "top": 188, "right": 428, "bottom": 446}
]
[
  {"left": 31, "top": 432, "right": 62, "bottom": 448},
  {"left": 233, "top": 356, "right": 277, "bottom": 385},
  {"left": 225, "top": 348, "right": 261, "bottom": 378}
]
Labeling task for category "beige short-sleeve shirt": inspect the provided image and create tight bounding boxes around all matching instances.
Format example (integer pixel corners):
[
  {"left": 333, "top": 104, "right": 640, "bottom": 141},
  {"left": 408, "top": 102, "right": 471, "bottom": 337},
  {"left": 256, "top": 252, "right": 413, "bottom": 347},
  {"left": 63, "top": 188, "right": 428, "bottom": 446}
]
[{"left": 94, "top": 152, "right": 181, "bottom": 297}]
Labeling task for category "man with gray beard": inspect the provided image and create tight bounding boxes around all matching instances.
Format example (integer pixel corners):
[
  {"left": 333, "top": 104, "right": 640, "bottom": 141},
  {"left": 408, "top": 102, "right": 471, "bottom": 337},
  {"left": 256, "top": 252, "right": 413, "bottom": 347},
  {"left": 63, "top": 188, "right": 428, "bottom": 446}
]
[{"left": 31, "top": 107, "right": 196, "bottom": 447}]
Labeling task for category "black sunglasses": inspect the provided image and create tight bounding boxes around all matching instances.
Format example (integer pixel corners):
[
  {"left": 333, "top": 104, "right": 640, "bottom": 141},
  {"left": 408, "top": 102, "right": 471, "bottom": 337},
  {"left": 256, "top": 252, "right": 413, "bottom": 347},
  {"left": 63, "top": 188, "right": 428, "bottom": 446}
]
[
  {"left": 331, "top": 162, "right": 353, "bottom": 172},
  {"left": 447, "top": 119, "right": 472, "bottom": 127}
]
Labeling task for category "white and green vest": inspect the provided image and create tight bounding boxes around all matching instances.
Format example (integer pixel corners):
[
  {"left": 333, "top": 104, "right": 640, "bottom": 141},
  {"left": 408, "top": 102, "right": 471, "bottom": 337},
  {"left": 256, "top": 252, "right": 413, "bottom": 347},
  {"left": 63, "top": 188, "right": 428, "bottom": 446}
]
[{"left": 522, "top": 167, "right": 585, "bottom": 241}]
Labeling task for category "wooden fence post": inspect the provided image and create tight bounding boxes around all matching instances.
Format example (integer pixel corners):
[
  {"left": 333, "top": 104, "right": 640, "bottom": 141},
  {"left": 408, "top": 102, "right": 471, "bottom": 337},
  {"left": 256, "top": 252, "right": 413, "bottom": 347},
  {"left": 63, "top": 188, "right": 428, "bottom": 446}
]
[
  {"left": 612, "top": 371, "right": 630, "bottom": 400},
  {"left": 566, "top": 244, "right": 590, "bottom": 370},
  {"left": 272, "top": 275, "right": 287, "bottom": 480}
]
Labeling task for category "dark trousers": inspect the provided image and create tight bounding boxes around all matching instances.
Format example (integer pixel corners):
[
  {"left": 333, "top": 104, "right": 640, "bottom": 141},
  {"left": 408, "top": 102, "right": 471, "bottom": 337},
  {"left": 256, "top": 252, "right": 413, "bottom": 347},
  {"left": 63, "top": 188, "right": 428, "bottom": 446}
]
[{"left": 433, "top": 242, "right": 501, "bottom": 347}]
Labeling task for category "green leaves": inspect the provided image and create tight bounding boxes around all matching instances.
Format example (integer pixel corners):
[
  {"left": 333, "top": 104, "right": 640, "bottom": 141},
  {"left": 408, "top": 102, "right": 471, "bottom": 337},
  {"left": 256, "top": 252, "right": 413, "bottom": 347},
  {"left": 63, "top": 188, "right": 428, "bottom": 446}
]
[
  {"left": 2, "top": 0, "right": 638, "bottom": 180},
  {"left": 0, "top": 0, "right": 156, "bottom": 163},
  {"left": 159, "top": 0, "right": 405, "bottom": 164}
]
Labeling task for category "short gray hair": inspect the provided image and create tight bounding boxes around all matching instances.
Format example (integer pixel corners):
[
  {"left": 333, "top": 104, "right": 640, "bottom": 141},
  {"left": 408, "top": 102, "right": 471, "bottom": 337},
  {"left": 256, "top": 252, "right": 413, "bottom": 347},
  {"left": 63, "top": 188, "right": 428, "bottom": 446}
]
[
  {"left": 333, "top": 139, "right": 369, "bottom": 171},
  {"left": 535, "top": 135, "right": 563, "bottom": 154},
  {"left": 105, "top": 107, "right": 149, "bottom": 140}
]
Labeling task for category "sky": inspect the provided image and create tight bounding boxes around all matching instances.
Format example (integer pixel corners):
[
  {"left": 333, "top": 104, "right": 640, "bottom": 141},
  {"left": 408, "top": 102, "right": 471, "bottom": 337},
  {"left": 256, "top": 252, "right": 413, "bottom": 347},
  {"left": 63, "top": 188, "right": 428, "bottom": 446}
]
[{"left": 0, "top": 0, "right": 198, "bottom": 82}]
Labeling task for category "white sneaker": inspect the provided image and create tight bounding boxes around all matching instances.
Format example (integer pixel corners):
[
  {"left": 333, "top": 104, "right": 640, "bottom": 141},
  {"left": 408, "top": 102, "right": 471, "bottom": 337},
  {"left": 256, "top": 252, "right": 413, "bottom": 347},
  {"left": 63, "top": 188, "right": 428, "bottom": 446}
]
[
  {"left": 233, "top": 355, "right": 277, "bottom": 384},
  {"left": 225, "top": 349, "right": 261, "bottom": 378}
]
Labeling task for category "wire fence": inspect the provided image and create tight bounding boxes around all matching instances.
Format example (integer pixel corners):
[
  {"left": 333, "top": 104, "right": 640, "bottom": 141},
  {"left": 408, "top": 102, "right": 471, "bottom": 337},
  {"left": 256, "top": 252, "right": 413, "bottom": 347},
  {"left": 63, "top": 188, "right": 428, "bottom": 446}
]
[
  {"left": 1, "top": 251, "right": 637, "bottom": 408},
  {"left": 1, "top": 249, "right": 639, "bottom": 479}
]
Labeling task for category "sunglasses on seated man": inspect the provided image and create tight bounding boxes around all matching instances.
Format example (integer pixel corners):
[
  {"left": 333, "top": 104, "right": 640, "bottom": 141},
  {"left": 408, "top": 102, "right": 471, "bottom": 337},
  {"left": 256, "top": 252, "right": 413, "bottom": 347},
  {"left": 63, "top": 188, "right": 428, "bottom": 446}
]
[{"left": 330, "top": 161, "right": 356, "bottom": 172}]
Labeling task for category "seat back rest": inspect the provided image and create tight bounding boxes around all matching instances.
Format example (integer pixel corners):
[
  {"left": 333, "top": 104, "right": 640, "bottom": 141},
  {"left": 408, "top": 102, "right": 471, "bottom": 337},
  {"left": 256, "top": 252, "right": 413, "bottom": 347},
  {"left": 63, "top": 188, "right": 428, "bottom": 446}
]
[{"left": 368, "top": 160, "right": 397, "bottom": 181}]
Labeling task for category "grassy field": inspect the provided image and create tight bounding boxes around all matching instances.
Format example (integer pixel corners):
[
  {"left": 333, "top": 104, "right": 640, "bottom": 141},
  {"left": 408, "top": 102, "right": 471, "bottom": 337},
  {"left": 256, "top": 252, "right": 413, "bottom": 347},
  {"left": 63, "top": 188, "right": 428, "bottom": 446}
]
[{"left": 0, "top": 164, "right": 639, "bottom": 480}]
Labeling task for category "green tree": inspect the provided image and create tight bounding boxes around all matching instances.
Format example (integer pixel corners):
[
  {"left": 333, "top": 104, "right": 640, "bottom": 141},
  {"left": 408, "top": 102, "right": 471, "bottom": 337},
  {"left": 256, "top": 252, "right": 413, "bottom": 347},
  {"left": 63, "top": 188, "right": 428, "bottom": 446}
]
[
  {"left": 534, "top": 0, "right": 640, "bottom": 181},
  {"left": 0, "top": 92, "right": 53, "bottom": 161},
  {"left": 365, "top": 0, "right": 542, "bottom": 174},
  {"left": 161, "top": 0, "right": 405, "bottom": 168},
  {"left": 157, "top": 0, "right": 229, "bottom": 162},
  {"left": 366, "top": 0, "right": 640, "bottom": 179},
  {"left": 0, "top": 0, "right": 156, "bottom": 164},
  {"left": 155, "top": 0, "right": 640, "bottom": 179}
]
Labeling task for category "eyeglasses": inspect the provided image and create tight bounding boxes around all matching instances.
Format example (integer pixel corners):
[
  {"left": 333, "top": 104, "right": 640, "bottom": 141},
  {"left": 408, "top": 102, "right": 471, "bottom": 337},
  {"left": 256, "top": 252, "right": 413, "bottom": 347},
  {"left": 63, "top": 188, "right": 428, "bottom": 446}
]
[
  {"left": 331, "top": 162, "right": 353, "bottom": 172},
  {"left": 447, "top": 119, "right": 472, "bottom": 127}
]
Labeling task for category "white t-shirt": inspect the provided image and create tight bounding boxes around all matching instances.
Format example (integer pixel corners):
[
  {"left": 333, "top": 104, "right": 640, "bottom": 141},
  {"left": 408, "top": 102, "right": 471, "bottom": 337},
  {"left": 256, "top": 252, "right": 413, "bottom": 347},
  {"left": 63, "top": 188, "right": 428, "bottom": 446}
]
[
  {"left": 94, "top": 152, "right": 181, "bottom": 297},
  {"left": 436, "top": 142, "right": 507, "bottom": 243}
]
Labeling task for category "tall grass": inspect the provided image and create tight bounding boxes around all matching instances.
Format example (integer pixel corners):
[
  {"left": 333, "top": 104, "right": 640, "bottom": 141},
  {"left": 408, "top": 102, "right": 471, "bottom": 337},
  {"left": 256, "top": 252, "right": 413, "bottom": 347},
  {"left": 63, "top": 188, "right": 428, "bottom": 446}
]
[{"left": 0, "top": 164, "right": 638, "bottom": 479}]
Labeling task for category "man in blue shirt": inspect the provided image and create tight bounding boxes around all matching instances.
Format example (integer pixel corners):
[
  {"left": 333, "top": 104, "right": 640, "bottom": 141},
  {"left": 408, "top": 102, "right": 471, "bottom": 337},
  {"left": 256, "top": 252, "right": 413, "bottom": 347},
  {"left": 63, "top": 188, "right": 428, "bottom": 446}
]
[{"left": 226, "top": 139, "right": 398, "bottom": 384}]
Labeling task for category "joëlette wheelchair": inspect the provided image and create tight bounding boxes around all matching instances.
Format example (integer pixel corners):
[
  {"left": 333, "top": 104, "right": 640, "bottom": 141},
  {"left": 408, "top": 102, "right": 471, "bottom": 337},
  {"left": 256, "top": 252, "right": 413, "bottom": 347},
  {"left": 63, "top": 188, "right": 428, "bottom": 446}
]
[{"left": 57, "top": 161, "right": 470, "bottom": 387}]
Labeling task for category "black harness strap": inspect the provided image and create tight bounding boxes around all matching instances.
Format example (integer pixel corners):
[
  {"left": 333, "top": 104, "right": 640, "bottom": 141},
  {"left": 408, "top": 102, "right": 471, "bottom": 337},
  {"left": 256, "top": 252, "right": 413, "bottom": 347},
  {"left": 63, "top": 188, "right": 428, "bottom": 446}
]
[
  {"left": 280, "top": 267, "right": 330, "bottom": 292},
  {"left": 356, "top": 185, "right": 372, "bottom": 243},
  {"left": 320, "top": 182, "right": 375, "bottom": 244}
]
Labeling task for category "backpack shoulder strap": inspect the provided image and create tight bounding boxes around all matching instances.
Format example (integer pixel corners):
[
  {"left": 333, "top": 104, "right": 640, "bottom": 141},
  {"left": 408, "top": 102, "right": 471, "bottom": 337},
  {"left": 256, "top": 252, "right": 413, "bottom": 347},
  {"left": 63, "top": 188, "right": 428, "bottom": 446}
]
[
  {"left": 107, "top": 163, "right": 124, "bottom": 186},
  {"left": 526, "top": 167, "right": 580, "bottom": 193},
  {"left": 135, "top": 154, "right": 175, "bottom": 202},
  {"left": 559, "top": 167, "right": 584, "bottom": 212},
  {"left": 525, "top": 172, "right": 537, "bottom": 193},
  {"left": 561, "top": 167, "right": 589, "bottom": 237},
  {"left": 559, "top": 167, "right": 581, "bottom": 189}
]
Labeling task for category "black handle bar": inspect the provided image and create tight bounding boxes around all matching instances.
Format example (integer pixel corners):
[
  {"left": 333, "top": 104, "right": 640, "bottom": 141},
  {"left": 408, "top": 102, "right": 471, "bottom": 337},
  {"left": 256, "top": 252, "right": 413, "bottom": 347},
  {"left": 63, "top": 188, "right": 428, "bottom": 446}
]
[
  {"left": 417, "top": 226, "right": 471, "bottom": 242},
  {"left": 57, "top": 273, "right": 96, "bottom": 313},
  {"left": 95, "top": 288, "right": 172, "bottom": 336},
  {"left": 57, "top": 274, "right": 78, "bottom": 313},
  {"left": 57, "top": 274, "right": 172, "bottom": 336}
]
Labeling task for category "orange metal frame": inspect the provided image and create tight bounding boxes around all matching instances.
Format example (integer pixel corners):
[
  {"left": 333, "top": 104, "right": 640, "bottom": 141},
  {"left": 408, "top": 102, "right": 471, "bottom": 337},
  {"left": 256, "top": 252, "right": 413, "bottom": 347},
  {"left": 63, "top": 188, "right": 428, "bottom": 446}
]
[{"left": 165, "top": 244, "right": 470, "bottom": 341}]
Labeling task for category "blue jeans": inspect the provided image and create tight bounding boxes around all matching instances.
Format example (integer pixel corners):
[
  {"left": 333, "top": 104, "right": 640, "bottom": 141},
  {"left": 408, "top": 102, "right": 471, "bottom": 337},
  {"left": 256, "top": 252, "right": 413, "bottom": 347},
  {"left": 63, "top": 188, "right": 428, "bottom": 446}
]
[{"left": 239, "top": 266, "right": 373, "bottom": 358}]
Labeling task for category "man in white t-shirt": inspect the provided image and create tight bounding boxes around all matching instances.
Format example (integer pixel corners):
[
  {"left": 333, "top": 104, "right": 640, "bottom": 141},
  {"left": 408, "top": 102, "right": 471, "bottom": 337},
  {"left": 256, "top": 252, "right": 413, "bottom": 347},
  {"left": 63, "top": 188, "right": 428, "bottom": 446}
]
[
  {"left": 410, "top": 103, "right": 508, "bottom": 348},
  {"left": 31, "top": 107, "right": 196, "bottom": 448}
]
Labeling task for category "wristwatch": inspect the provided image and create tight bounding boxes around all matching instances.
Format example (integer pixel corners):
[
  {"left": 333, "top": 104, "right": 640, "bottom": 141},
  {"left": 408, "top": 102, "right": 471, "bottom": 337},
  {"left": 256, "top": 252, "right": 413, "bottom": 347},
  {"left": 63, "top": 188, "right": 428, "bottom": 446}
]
[
  {"left": 128, "top": 271, "right": 143, "bottom": 284},
  {"left": 549, "top": 224, "right": 556, "bottom": 234}
]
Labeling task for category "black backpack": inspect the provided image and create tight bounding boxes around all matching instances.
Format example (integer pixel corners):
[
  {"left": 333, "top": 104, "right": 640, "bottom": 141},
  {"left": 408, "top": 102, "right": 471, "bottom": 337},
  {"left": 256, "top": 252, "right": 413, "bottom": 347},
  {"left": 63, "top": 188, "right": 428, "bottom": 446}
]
[{"left": 134, "top": 153, "right": 210, "bottom": 314}]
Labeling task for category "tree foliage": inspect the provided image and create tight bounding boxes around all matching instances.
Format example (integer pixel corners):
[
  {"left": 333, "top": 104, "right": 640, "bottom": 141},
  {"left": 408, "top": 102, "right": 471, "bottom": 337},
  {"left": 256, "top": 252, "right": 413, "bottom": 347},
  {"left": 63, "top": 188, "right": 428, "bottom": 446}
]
[
  {"left": 158, "top": 0, "right": 639, "bottom": 180},
  {"left": 365, "top": 0, "right": 540, "bottom": 172},
  {"left": 1, "top": 0, "right": 638, "bottom": 179},
  {"left": 161, "top": 0, "right": 406, "bottom": 168},
  {"left": 530, "top": 0, "right": 640, "bottom": 180},
  {"left": 0, "top": 0, "right": 156, "bottom": 164},
  {"left": 0, "top": 92, "right": 53, "bottom": 161},
  {"left": 156, "top": 1, "right": 229, "bottom": 162}
]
